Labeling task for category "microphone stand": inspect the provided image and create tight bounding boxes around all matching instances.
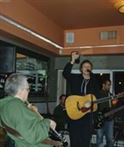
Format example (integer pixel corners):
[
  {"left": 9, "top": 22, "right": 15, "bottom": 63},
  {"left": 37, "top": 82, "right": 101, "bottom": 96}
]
[
  {"left": 90, "top": 94, "right": 95, "bottom": 147},
  {"left": 89, "top": 71, "right": 99, "bottom": 146}
]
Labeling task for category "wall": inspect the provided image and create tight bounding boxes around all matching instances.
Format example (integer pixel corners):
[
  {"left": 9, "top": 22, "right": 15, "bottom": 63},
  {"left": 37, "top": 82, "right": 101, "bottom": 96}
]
[
  {"left": 64, "top": 26, "right": 124, "bottom": 47},
  {"left": 63, "top": 25, "right": 124, "bottom": 55},
  {"left": 55, "top": 55, "right": 124, "bottom": 70}
]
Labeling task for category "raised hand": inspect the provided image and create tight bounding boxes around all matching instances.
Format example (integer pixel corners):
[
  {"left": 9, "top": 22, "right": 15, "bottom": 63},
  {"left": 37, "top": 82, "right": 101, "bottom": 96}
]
[
  {"left": 71, "top": 51, "right": 80, "bottom": 64},
  {"left": 50, "top": 120, "right": 56, "bottom": 130}
]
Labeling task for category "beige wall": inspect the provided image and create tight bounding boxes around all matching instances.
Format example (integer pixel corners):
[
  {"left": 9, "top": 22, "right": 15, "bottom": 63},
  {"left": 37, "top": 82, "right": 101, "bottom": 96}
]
[{"left": 63, "top": 25, "right": 124, "bottom": 55}]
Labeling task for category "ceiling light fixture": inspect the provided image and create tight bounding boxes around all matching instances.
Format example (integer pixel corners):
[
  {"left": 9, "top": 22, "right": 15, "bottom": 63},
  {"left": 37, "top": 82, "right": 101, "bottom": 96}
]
[{"left": 113, "top": 0, "right": 124, "bottom": 13}]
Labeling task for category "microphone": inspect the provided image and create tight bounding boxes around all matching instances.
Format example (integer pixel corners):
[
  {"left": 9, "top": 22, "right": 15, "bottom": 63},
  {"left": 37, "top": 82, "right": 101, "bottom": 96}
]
[
  {"left": 87, "top": 69, "right": 91, "bottom": 73},
  {"left": 87, "top": 69, "right": 93, "bottom": 76}
]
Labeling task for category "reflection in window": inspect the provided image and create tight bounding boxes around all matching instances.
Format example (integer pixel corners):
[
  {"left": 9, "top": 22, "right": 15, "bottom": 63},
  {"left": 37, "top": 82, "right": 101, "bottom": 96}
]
[{"left": 16, "top": 53, "right": 48, "bottom": 98}]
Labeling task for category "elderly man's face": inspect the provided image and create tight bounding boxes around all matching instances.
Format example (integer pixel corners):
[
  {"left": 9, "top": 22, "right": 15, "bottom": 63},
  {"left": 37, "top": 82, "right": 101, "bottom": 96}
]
[{"left": 22, "top": 81, "right": 30, "bottom": 102}]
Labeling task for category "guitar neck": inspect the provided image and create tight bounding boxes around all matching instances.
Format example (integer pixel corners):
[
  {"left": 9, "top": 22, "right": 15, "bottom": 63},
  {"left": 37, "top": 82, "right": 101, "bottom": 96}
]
[
  {"left": 104, "top": 105, "right": 124, "bottom": 118},
  {"left": 94, "top": 94, "right": 124, "bottom": 104},
  {"left": 94, "top": 96, "right": 112, "bottom": 104}
]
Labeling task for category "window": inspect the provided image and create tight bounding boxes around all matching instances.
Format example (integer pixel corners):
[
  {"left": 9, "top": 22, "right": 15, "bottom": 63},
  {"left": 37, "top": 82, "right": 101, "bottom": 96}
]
[{"left": 16, "top": 53, "right": 49, "bottom": 100}]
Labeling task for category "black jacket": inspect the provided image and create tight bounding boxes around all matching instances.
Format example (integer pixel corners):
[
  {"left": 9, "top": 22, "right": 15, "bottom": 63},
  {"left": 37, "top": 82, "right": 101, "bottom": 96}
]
[{"left": 63, "top": 62, "right": 100, "bottom": 98}]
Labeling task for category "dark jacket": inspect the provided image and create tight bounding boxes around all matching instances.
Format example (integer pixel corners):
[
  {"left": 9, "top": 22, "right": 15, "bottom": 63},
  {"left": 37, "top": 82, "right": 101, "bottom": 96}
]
[
  {"left": 63, "top": 62, "right": 100, "bottom": 98},
  {"left": 97, "top": 90, "right": 115, "bottom": 120},
  {"left": 53, "top": 104, "right": 68, "bottom": 131},
  {"left": 98, "top": 90, "right": 113, "bottom": 112}
]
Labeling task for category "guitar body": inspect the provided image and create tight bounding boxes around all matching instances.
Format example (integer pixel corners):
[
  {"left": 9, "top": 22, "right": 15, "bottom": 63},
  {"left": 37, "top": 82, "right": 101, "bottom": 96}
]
[{"left": 65, "top": 94, "right": 97, "bottom": 120}]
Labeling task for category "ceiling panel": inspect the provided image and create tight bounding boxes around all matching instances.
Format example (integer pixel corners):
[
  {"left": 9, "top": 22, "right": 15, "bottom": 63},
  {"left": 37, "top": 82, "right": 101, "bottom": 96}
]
[{"left": 25, "top": 0, "right": 124, "bottom": 29}]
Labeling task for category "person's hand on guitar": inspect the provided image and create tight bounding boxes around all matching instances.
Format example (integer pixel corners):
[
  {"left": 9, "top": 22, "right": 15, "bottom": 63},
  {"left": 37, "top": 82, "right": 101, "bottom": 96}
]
[
  {"left": 112, "top": 99, "right": 118, "bottom": 105},
  {"left": 42, "top": 137, "right": 63, "bottom": 147},
  {"left": 53, "top": 140, "right": 63, "bottom": 147},
  {"left": 49, "top": 120, "right": 68, "bottom": 147},
  {"left": 112, "top": 92, "right": 124, "bottom": 105},
  {"left": 71, "top": 51, "right": 80, "bottom": 64},
  {"left": 27, "top": 103, "right": 39, "bottom": 113},
  {"left": 50, "top": 120, "right": 56, "bottom": 130}
]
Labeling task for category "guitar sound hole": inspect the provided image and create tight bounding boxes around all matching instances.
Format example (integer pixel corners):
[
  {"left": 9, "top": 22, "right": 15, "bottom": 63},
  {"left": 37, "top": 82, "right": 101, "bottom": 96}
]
[
  {"left": 77, "top": 101, "right": 91, "bottom": 112},
  {"left": 80, "top": 107, "right": 90, "bottom": 112}
]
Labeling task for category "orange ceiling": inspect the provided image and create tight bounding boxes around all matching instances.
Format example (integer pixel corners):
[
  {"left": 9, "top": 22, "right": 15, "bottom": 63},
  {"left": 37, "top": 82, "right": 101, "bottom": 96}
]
[
  {"left": 25, "top": 0, "right": 124, "bottom": 29},
  {"left": 1, "top": 0, "right": 124, "bottom": 56}
]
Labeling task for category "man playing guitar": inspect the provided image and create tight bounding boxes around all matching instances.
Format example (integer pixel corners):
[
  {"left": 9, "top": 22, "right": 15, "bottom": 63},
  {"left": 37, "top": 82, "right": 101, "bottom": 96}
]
[
  {"left": 63, "top": 51, "right": 100, "bottom": 147},
  {"left": 96, "top": 79, "right": 118, "bottom": 147}
]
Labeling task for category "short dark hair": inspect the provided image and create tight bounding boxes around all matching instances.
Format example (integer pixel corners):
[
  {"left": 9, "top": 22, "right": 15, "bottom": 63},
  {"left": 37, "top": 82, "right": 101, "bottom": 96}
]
[
  {"left": 80, "top": 60, "right": 93, "bottom": 70},
  {"left": 102, "top": 79, "right": 111, "bottom": 85},
  {"left": 59, "top": 94, "right": 66, "bottom": 100}
]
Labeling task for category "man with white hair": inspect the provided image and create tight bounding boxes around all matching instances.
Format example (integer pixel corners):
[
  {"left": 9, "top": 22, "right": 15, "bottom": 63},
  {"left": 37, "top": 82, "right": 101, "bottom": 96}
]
[{"left": 0, "top": 73, "right": 61, "bottom": 147}]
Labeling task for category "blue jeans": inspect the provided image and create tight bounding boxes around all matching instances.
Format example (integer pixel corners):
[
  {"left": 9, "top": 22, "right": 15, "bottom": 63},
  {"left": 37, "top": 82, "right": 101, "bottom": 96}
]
[{"left": 96, "top": 120, "right": 114, "bottom": 147}]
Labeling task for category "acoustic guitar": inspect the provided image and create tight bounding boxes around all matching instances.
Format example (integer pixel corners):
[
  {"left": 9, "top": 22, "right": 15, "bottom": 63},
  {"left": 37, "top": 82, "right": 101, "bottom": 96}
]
[
  {"left": 65, "top": 93, "right": 124, "bottom": 120},
  {"left": 65, "top": 94, "right": 97, "bottom": 120}
]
